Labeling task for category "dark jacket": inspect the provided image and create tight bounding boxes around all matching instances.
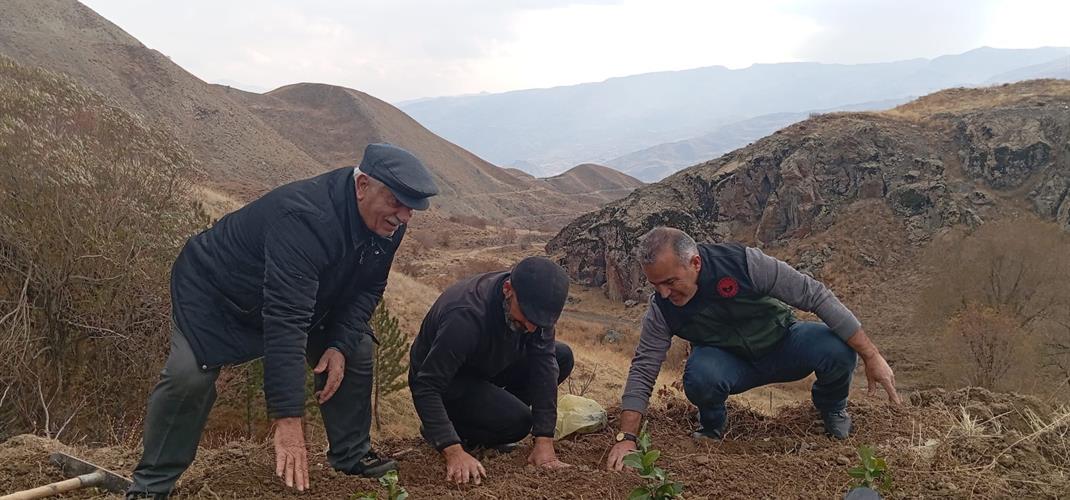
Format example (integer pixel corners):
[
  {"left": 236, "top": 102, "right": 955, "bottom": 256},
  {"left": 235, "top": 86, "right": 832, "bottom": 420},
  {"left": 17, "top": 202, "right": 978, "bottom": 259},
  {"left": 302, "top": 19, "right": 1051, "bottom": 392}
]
[
  {"left": 409, "top": 272, "right": 559, "bottom": 450},
  {"left": 171, "top": 167, "right": 402, "bottom": 418}
]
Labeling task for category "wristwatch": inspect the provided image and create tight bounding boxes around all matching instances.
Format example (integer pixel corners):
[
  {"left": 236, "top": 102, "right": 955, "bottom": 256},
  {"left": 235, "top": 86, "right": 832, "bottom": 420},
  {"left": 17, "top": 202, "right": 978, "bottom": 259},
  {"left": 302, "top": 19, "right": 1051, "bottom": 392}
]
[{"left": 615, "top": 431, "right": 638, "bottom": 443}]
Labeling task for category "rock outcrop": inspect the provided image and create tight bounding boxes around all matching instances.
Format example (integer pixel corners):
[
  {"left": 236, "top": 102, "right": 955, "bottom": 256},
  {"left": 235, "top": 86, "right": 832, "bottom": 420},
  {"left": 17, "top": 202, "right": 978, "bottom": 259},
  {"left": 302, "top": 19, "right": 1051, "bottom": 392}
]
[{"left": 547, "top": 80, "right": 1070, "bottom": 301}]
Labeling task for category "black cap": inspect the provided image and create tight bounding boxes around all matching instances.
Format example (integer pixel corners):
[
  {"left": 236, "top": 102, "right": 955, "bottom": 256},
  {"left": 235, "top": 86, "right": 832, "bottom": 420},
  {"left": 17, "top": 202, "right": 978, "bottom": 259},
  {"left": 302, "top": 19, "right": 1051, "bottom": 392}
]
[
  {"left": 510, "top": 257, "right": 570, "bottom": 329},
  {"left": 358, "top": 143, "right": 439, "bottom": 210}
]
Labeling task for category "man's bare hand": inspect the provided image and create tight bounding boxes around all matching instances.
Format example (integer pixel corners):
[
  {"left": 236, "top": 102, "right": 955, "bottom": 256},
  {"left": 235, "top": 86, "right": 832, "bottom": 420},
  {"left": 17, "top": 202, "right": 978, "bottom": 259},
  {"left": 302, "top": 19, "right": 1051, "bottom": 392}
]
[
  {"left": 862, "top": 352, "right": 902, "bottom": 404},
  {"left": 313, "top": 348, "right": 345, "bottom": 404},
  {"left": 846, "top": 329, "right": 902, "bottom": 405},
  {"left": 442, "top": 444, "right": 486, "bottom": 485},
  {"left": 528, "top": 437, "right": 570, "bottom": 469},
  {"left": 273, "top": 417, "right": 309, "bottom": 491},
  {"left": 606, "top": 440, "right": 637, "bottom": 471}
]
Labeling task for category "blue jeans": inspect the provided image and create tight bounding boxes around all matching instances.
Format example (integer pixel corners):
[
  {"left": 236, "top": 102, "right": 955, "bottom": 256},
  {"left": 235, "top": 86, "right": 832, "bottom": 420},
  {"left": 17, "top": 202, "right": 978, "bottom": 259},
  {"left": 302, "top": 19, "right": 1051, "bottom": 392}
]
[{"left": 682, "top": 322, "right": 857, "bottom": 432}]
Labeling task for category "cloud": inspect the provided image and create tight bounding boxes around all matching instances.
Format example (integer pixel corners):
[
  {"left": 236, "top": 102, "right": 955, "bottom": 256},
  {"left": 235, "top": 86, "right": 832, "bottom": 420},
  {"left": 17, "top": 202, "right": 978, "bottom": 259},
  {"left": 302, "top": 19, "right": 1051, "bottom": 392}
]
[
  {"left": 80, "top": 0, "right": 1070, "bottom": 102},
  {"left": 83, "top": 0, "right": 627, "bottom": 100},
  {"left": 785, "top": 0, "right": 1001, "bottom": 63}
]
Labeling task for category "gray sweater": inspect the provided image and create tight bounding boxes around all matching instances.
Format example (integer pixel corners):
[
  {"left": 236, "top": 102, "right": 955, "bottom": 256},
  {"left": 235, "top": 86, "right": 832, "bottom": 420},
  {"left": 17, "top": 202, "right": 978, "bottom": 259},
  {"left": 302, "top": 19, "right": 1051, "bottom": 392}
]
[{"left": 621, "top": 246, "right": 861, "bottom": 414}]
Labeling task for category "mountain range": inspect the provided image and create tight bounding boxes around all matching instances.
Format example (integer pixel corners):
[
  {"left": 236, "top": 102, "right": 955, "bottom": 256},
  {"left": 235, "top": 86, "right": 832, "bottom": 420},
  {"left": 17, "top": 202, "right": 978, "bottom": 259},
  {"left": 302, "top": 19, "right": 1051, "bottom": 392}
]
[{"left": 401, "top": 47, "right": 1070, "bottom": 179}]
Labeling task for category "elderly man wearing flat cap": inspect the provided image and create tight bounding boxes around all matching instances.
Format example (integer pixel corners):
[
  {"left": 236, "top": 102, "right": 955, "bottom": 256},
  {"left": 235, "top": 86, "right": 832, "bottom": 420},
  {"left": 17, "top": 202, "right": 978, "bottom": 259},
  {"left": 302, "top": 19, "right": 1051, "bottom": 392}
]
[
  {"left": 409, "top": 256, "right": 575, "bottom": 485},
  {"left": 127, "top": 143, "right": 438, "bottom": 499}
]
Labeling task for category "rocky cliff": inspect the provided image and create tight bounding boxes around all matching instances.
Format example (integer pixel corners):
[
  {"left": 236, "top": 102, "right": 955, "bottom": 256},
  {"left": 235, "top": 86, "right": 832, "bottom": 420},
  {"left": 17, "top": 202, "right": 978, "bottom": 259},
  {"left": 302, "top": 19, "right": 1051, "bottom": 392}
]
[{"left": 547, "top": 80, "right": 1070, "bottom": 300}]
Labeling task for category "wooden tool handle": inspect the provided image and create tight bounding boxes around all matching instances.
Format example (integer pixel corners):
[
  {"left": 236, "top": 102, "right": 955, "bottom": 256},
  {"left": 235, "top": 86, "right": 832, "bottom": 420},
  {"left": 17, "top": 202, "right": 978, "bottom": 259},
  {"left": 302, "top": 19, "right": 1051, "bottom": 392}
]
[{"left": 1, "top": 470, "right": 105, "bottom": 500}]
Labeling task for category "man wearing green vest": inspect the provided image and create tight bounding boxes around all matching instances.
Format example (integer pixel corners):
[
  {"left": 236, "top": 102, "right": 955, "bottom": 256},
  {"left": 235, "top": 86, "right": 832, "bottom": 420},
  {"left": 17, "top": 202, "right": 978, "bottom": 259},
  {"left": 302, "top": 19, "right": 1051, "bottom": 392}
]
[{"left": 606, "top": 227, "right": 900, "bottom": 470}]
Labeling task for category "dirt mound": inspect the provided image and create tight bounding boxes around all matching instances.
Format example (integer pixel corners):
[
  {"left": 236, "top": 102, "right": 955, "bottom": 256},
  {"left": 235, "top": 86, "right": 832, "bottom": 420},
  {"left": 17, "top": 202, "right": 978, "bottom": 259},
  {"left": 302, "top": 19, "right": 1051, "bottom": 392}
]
[{"left": 3, "top": 391, "right": 1065, "bottom": 499}]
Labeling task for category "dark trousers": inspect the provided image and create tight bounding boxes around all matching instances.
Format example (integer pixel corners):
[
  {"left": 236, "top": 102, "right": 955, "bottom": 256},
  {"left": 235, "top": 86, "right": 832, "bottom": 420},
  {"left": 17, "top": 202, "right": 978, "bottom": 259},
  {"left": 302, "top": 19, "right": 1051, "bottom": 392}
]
[
  {"left": 441, "top": 341, "right": 574, "bottom": 446},
  {"left": 128, "top": 321, "right": 375, "bottom": 497},
  {"left": 682, "top": 322, "right": 856, "bottom": 432}
]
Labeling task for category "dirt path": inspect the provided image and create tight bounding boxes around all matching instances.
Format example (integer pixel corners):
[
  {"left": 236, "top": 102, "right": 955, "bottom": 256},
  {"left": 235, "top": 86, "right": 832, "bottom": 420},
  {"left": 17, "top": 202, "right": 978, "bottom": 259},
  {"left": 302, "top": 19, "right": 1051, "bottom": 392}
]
[{"left": 561, "top": 309, "right": 635, "bottom": 330}]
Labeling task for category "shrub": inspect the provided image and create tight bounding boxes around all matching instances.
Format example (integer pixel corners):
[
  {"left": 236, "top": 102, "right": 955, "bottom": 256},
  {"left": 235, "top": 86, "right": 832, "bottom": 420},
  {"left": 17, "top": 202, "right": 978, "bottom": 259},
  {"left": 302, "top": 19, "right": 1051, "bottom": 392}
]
[
  {"left": 916, "top": 218, "right": 1069, "bottom": 392},
  {"left": 0, "top": 55, "right": 206, "bottom": 442}
]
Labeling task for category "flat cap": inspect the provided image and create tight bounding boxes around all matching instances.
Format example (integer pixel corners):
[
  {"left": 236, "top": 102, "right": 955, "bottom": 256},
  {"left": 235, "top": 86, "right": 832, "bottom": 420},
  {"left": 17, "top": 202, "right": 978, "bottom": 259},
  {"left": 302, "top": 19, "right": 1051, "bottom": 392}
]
[
  {"left": 511, "top": 256, "right": 570, "bottom": 329},
  {"left": 358, "top": 143, "right": 439, "bottom": 210}
]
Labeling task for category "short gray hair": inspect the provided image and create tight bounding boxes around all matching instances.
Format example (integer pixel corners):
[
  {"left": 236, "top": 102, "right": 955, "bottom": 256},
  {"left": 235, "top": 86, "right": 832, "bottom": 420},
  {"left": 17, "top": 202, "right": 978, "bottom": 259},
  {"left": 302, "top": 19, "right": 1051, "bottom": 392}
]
[
  {"left": 637, "top": 227, "right": 698, "bottom": 265},
  {"left": 355, "top": 170, "right": 389, "bottom": 193}
]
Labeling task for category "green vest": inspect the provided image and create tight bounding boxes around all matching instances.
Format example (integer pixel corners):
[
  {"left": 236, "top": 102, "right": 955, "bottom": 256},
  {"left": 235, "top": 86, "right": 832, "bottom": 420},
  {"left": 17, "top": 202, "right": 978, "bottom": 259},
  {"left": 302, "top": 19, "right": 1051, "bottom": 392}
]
[
  {"left": 657, "top": 243, "right": 795, "bottom": 360},
  {"left": 673, "top": 295, "right": 795, "bottom": 360}
]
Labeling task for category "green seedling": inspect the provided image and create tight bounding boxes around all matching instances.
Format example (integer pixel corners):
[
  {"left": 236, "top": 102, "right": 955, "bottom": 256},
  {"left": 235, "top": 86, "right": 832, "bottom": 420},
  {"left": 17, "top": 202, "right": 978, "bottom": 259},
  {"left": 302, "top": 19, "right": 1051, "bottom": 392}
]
[
  {"left": 351, "top": 470, "right": 408, "bottom": 500},
  {"left": 622, "top": 423, "right": 684, "bottom": 500},
  {"left": 847, "top": 444, "right": 893, "bottom": 495}
]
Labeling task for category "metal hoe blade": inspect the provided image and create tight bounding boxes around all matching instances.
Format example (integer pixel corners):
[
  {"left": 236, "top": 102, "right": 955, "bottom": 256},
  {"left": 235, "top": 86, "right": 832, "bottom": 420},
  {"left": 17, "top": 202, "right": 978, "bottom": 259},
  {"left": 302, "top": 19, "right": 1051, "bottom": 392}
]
[{"left": 48, "top": 452, "right": 131, "bottom": 494}]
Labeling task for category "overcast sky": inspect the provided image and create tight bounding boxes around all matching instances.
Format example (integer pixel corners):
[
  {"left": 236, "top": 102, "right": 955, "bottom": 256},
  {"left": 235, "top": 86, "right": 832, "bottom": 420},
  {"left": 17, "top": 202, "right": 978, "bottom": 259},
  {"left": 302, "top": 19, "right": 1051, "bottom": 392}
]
[{"left": 80, "top": 0, "right": 1070, "bottom": 103}]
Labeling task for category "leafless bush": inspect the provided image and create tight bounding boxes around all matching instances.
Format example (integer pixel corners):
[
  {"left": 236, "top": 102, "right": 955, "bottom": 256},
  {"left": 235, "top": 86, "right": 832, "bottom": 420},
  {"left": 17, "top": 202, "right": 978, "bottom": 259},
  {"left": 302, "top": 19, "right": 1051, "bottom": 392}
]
[
  {"left": 500, "top": 228, "right": 518, "bottom": 245},
  {"left": 1045, "top": 304, "right": 1070, "bottom": 390},
  {"left": 0, "top": 56, "right": 205, "bottom": 442},
  {"left": 916, "top": 218, "right": 1070, "bottom": 393},
  {"left": 447, "top": 214, "right": 489, "bottom": 229},
  {"left": 942, "top": 303, "right": 1031, "bottom": 389},
  {"left": 408, "top": 230, "right": 436, "bottom": 250},
  {"left": 518, "top": 233, "right": 546, "bottom": 251},
  {"left": 567, "top": 365, "right": 597, "bottom": 397}
]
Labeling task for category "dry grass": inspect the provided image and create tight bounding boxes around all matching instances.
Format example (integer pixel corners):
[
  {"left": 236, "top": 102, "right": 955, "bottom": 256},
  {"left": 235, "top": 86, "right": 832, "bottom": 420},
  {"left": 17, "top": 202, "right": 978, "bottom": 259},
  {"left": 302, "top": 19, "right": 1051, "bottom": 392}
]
[
  {"left": 382, "top": 271, "right": 441, "bottom": 337},
  {"left": 191, "top": 185, "right": 243, "bottom": 221},
  {"left": 885, "top": 79, "right": 1070, "bottom": 122},
  {"left": 0, "top": 55, "right": 206, "bottom": 443}
]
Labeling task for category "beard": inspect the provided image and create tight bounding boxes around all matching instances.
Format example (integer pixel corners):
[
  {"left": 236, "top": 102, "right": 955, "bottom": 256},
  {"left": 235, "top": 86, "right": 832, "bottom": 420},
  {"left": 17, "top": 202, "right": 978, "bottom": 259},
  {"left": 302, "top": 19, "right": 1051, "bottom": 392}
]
[{"left": 503, "top": 298, "right": 526, "bottom": 334}]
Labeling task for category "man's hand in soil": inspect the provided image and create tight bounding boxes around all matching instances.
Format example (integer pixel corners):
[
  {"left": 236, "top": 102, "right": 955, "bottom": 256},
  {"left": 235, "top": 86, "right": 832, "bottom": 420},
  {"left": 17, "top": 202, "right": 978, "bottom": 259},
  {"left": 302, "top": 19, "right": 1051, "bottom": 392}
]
[
  {"left": 442, "top": 444, "right": 487, "bottom": 485},
  {"left": 273, "top": 417, "right": 309, "bottom": 491},
  {"left": 528, "top": 436, "right": 570, "bottom": 469},
  {"left": 606, "top": 440, "right": 637, "bottom": 471},
  {"left": 847, "top": 329, "right": 902, "bottom": 404},
  {"left": 862, "top": 351, "right": 901, "bottom": 404},
  {"left": 313, "top": 347, "right": 345, "bottom": 404}
]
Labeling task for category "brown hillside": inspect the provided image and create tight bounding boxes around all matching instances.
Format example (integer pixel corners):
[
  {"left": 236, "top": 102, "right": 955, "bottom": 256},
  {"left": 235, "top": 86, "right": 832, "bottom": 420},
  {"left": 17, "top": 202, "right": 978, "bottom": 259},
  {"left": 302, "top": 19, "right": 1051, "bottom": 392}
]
[
  {"left": 538, "top": 162, "right": 644, "bottom": 203},
  {"left": 0, "top": 0, "right": 325, "bottom": 198},
  {"left": 503, "top": 167, "right": 536, "bottom": 180},
  {"left": 0, "top": 0, "right": 623, "bottom": 227},
  {"left": 222, "top": 82, "right": 627, "bottom": 226}
]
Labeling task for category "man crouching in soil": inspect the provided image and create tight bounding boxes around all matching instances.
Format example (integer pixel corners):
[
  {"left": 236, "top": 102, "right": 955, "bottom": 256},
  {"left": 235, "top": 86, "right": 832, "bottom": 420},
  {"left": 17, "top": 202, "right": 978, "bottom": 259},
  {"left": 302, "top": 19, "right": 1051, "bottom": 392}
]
[
  {"left": 127, "top": 144, "right": 437, "bottom": 498},
  {"left": 409, "top": 257, "right": 574, "bottom": 484},
  {"left": 607, "top": 227, "right": 901, "bottom": 470}
]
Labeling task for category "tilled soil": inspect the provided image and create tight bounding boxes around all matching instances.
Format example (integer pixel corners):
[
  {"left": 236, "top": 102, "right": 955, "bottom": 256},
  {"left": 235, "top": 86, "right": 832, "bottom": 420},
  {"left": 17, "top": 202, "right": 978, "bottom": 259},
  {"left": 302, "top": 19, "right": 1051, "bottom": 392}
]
[{"left": 2, "top": 388, "right": 1067, "bottom": 499}]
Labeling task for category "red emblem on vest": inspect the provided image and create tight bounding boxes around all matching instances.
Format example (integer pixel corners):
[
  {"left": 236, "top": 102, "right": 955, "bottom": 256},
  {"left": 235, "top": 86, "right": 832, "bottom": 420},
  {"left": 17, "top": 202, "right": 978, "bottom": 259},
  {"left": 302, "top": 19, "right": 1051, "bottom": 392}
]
[{"left": 716, "top": 276, "right": 739, "bottom": 298}]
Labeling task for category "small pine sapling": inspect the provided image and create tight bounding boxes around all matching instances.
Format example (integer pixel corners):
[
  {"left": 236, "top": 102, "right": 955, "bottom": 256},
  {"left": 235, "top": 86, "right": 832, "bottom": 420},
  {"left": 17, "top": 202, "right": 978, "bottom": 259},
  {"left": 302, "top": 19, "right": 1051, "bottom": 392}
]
[
  {"left": 371, "top": 302, "right": 410, "bottom": 430},
  {"left": 623, "top": 423, "right": 684, "bottom": 499}
]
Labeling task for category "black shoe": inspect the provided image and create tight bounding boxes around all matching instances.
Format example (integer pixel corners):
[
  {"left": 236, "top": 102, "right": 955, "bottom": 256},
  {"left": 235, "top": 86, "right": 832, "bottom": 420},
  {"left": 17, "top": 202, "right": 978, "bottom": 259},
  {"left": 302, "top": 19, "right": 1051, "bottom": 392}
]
[
  {"left": 349, "top": 449, "right": 398, "bottom": 478},
  {"left": 821, "top": 409, "right": 852, "bottom": 440},
  {"left": 125, "top": 492, "right": 168, "bottom": 500},
  {"left": 691, "top": 428, "right": 724, "bottom": 440},
  {"left": 488, "top": 442, "right": 518, "bottom": 454},
  {"left": 462, "top": 440, "right": 518, "bottom": 455},
  {"left": 692, "top": 411, "right": 727, "bottom": 440}
]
